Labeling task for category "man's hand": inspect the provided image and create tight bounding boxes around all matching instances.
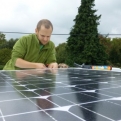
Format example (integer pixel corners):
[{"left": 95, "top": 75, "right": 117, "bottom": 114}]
[
  {"left": 34, "top": 63, "right": 47, "bottom": 69},
  {"left": 48, "top": 62, "right": 58, "bottom": 68},
  {"left": 15, "top": 58, "right": 58, "bottom": 69}
]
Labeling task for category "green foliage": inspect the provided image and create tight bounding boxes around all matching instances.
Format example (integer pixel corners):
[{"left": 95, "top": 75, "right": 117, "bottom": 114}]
[
  {"left": 0, "top": 38, "right": 18, "bottom": 49},
  {"left": 0, "top": 65, "right": 4, "bottom": 70},
  {"left": 0, "top": 33, "right": 17, "bottom": 68},
  {"left": 109, "top": 38, "right": 121, "bottom": 67},
  {"left": 0, "top": 33, "right": 6, "bottom": 45},
  {"left": 99, "top": 34, "right": 112, "bottom": 56},
  {"left": 66, "top": 0, "right": 108, "bottom": 66},
  {"left": 56, "top": 43, "right": 67, "bottom": 63},
  {"left": 0, "top": 48, "right": 12, "bottom": 65}
]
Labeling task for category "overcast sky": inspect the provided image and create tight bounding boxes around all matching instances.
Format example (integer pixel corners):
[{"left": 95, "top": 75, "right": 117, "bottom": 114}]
[{"left": 0, "top": 0, "right": 121, "bottom": 46}]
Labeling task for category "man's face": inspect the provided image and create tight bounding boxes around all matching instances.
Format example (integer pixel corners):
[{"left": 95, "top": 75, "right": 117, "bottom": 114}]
[{"left": 35, "top": 25, "right": 52, "bottom": 45}]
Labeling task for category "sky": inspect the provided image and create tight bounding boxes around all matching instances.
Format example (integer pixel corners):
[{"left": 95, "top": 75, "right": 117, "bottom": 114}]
[{"left": 0, "top": 0, "right": 121, "bottom": 46}]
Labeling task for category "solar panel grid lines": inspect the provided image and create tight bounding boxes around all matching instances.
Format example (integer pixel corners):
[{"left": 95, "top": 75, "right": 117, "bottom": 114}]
[
  {"left": 0, "top": 109, "right": 5, "bottom": 121},
  {"left": 0, "top": 69, "right": 121, "bottom": 121},
  {"left": 0, "top": 69, "right": 83, "bottom": 120},
  {"left": 78, "top": 105, "right": 115, "bottom": 121},
  {"left": 19, "top": 71, "right": 90, "bottom": 121},
  {"left": 0, "top": 73, "right": 58, "bottom": 121}
]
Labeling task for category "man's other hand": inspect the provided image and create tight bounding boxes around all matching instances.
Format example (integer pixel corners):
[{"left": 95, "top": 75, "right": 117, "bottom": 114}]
[{"left": 48, "top": 62, "right": 58, "bottom": 68}]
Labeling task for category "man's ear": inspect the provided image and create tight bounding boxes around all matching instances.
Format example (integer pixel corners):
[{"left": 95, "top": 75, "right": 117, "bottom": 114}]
[{"left": 35, "top": 28, "right": 38, "bottom": 34}]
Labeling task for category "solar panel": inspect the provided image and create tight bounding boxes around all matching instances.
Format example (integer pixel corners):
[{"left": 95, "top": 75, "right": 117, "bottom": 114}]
[{"left": 0, "top": 68, "right": 121, "bottom": 121}]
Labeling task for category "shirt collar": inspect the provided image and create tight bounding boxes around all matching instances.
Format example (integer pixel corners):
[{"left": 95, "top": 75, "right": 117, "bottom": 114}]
[{"left": 34, "top": 34, "right": 50, "bottom": 49}]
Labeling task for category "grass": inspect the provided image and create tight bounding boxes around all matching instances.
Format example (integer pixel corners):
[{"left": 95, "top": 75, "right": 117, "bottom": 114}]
[{"left": 0, "top": 65, "right": 4, "bottom": 70}]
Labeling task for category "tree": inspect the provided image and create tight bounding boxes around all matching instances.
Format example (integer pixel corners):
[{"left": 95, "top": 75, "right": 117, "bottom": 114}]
[
  {"left": 66, "top": 0, "right": 108, "bottom": 66},
  {"left": 109, "top": 38, "right": 121, "bottom": 67},
  {"left": 0, "top": 38, "right": 18, "bottom": 49},
  {"left": 99, "top": 34, "right": 112, "bottom": 56},
  {"left": 0, "top": 33, "right": 6, "bottom": 45},
  {"left": 56, "top": 43, "right": 67, "bottom": 63},
  {"left": 0, "top": 48, "right": 12, "bottom": 65},
  {"left": 7, "top": 38, "right": 18, "bottom": 49}
]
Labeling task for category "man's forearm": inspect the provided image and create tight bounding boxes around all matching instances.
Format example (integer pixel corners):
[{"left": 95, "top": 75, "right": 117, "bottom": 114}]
[{"left": 15, "top": 58, "right": 36, "bottom": 69}]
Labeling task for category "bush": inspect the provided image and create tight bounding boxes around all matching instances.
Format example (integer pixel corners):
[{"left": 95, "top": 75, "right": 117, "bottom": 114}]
[
  {"left": 0, "top": 48, "right": 12, "bottom": 65},
  {"left": 0, "top": 65, "right": 4, "bottom": 70}
]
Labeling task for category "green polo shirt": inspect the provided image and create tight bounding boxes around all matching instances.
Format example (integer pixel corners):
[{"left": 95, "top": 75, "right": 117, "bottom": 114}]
[{"left": 3, "top": 34, "right": 56, "bottom": 70}]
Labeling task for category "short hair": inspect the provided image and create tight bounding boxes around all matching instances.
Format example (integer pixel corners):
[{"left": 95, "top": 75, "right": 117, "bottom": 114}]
[{"left": 36, "top": 19, "right": 53, "bottom": 31}]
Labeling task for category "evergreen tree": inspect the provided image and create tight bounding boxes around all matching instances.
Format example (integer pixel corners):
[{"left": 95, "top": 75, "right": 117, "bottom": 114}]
[{"left": 66, "top": 0, "right": 108, "bottom": 66}]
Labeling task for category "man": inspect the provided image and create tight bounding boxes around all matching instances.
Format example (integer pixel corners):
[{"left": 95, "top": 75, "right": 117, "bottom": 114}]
[{"left": 3, "top": 19, "right": 58, "bottom": 70}]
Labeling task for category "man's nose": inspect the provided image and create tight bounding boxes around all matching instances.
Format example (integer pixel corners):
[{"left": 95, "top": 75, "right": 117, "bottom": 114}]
[{"left": 43, "top": 37, "right": 48, "bottom": 41}]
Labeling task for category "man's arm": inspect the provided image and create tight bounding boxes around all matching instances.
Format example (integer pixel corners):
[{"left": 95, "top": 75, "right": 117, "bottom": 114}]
[
  {"left": 15, "top": 58, "right": 47, "bottom": 69},
  {"left": 45, "top": 42, "right": 58, "bottom": 68}
]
